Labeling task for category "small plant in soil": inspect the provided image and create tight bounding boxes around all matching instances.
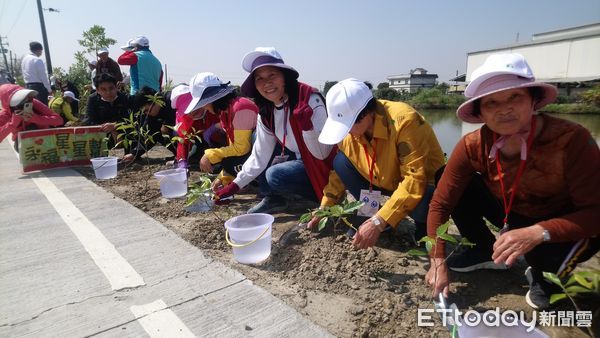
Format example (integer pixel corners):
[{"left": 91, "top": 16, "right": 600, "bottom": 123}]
[
  {"left": 407, "top": 221, "right": 475, "bottom": 299},
  {"left": 113, "top": 93, "right": 164, "bottom": 163},
  {"left": 299, "top": 198, "right": 364, "bottom": 232},
  {"left": 406, "top": 221, "right": 475, "bottom": 257},
  {"left": 166, "top": 125, "right": 204, "bottom": 150},
  {"left": 185, "top": 175, "right": 224, "bottom": 223},
  {"left": 544, "top": 270, "right": 599, "bottom": 337}
]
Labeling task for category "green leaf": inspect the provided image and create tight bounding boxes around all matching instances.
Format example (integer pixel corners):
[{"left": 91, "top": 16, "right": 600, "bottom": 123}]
[
  {"left": 342, "top": 201, "right": 364, "bottom": 213},
  {"left": 418, "top": 236, "right": 435, "bottom": 245},
  {"left": 425, "top": 241, "right": 433, "bottom": 253},
  {"left": 438, "top": 233, "right": 457, "bottom": 244},
  {"left": 436, "top": 222, "right": 450, "bottom": 237},
  {"left": 407, "top": 249, "right": 428, "bottom": 256},
  {"left": 318, "top": 217, "right": 328, "bottom": 231},
  {"left": 549, "top": 293, "right": 567, "bottom": 304},
  {"left": 299, "top": 213, "right": 312, "bottom": 224},
  {"left": 564, "top": 285, "right": 595, "bottom": 294},
  {"left": 314, "top": 209, "right": 328, "bottom": 217},
  {"left": 460, "top": 237, "right": 476, "bottom": 247},
  {"left": 543, "top": 272, "right": 563, "bottom": 287},
  {"left": 574, "top": 274, "right": 594, "bottom": 290},
  {"left": 330, "top": 205, "right": 343, "bottom": 216}
]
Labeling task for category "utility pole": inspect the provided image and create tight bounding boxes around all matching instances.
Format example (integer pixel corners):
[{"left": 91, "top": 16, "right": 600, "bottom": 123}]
[
  {"left": 9, "top": 50, "right": 14, "bottom": 77},
  {"left": 0, "top": 36, "right": 10, "bottom": 78},
  {"left": 36, "top": 0, "right": 53, "bottom": 75}
]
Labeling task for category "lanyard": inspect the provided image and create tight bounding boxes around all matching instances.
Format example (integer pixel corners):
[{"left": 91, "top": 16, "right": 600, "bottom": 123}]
[
  {"left": 494, "top": 117, "right": 536, "bottom": 230},
  {"left": 362, "top": 139, "right": 378, "bottom": 192},
  {"left": 270, "top": 104, "right": 289, "bottom": 156}
]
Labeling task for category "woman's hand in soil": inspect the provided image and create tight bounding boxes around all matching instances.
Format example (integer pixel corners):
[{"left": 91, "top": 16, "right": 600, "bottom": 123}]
[
  {"left": 492, "top": 224, "right": 544, "bottom": 267},
  {"left": 122, "top": 154, "right": 135, "bottom": 163},
  {"left": 426, "top": 257, "right": 449, "bottom": 298},
  {"left": 214, "top": 182, "right": 240, "bottom": 205},
  {"left": 307, "top": 215, "right": 321, "bottom": 229},
  {"left": 211, "top": 178, "right": 224, "bottom": 193},
  {"left": 199, "top": 155, "right": 213, "bottom": 173},
  {"left": 352, "top": 217, "right": 385, "bottom": 249}
]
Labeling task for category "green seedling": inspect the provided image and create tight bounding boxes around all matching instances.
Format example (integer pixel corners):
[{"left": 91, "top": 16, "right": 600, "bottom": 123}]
[
  {"left": 299, "top": 198, "right": 363, "bottom": 232},
  {"left": 406, "top": 221, "right": 475, "bottom": 257},
  {"left": 544, "top": 270, "right": 599, "bottom": 337}
]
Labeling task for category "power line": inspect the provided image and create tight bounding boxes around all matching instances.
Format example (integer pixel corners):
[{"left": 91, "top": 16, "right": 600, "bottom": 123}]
[{"left": 6, "top": 0, "right": 27, "bottom": 35}]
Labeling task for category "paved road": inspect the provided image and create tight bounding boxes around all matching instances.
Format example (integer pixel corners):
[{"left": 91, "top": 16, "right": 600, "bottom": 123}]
[{"left": 0, "top": 141, "right": 331, "bottom": 337}]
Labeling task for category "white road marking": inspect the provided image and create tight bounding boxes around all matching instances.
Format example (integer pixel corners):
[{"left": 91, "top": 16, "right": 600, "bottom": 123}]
[
  {"left": 130, "top": 299, "right": 196, "bottom": 338},
  {"left": 31, "top": 174, "right": 145, "bottom": 290},
  {"left": 10, "top": 139, "right": 194, "bottom": 334}
]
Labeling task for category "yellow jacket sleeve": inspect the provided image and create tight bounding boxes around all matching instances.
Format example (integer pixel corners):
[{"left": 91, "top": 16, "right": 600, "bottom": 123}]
[
  {"left": 321, "top": 170, "right": 346, "bottom": 207},
  {"left": 61, "top": 102, "right": 78, "bottom": 122},
  {"left": 377, "top": 116, "right": 430, "bottom": 227},
  {"left": 204, "top": 129, "right": 253, "bottom": 164}
]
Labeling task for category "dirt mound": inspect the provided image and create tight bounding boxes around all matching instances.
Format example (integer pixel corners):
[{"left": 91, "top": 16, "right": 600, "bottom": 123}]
[{"left": 78, "top": 148, "right": 598, "bottom": 337}]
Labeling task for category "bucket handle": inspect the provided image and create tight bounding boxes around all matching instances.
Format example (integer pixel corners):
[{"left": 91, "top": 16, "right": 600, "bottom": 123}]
[
  {"left": 92, "top": 158, "right": 115, "bottom": 170},
  {"left": 225, "top": 224, "right": 271, "bottom": 248}
]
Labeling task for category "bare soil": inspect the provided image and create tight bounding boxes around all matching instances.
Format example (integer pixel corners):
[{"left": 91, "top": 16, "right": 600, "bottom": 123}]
[{"left": 77, "top": 147, "right": 599, "bottom": 338}]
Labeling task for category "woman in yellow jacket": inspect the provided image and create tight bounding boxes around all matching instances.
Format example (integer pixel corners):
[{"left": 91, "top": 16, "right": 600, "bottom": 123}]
[
  {"left": 311, "top": 79, "right": 445, "bottom": 249},
  {"left": 48, "top": 91, "right": 79, "bottom": 126},
  {"left": 184, "top": 72, "right": 258, "bottom": 189}
]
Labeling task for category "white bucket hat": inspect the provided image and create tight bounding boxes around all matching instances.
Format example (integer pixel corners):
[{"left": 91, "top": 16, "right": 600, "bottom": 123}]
[
  {"left": 63, "top": 91, "right": 79, "bottom": 101},
  {"left": 240, "top": 47, "right": 299, "bottom": 97},
  {"left": 184, "top": 72, "right": 234, "bottom": 115},
  {"left": 97, "top": 47, "right": 109, "bottom": 55},
  {"left": 457, "top": 53, "right": 558, "bottom": 123},
  {"left": 318, "top": 78, "right": 374, "bottom": 145}
]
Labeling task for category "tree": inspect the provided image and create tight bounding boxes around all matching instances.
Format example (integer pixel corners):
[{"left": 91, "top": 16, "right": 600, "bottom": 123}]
[
  {"left": 323, "top": 81, "right": 338, "bottom": 96},
  {"left": 377, "top": 82, "right": 389, "bottom": 90},
  {"left": 78, "top": 25, "right": 117, "bottom": 57}
]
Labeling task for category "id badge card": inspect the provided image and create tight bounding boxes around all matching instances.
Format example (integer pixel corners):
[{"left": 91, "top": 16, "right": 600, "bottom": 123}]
[
  {"left": 271, "top": 154, "right": 289, "bottom": 165},
  {"left": 357, "top": 189, "right": 381, "bottom": 217}
]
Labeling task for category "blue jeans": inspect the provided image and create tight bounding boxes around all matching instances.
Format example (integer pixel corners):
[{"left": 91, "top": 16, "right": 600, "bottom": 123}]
[
  {"left": 333, "top": 151, "right": 434, "bottom": 225},
  {"left": 258, "top": 144, "right": 317, "bottom": 201}
]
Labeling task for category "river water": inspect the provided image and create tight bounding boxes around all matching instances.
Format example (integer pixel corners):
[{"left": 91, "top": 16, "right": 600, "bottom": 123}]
[{"left": 420, "top": 110, "right": 600, "bottom": 156}]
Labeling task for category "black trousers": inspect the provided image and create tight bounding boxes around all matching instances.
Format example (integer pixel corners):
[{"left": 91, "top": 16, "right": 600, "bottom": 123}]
[
  {"left": 438, "top": 168, "right": 600, "bottom": 279},
  {"left": 26, "top": 82, "right": 49, "bottom": 106}
]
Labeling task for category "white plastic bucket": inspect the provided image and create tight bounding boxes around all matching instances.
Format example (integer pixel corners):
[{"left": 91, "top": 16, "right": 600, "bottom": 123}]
[
  {"left": 225, "top": 213, "right": 274, "bottom": 264},
  {"left": 153, "top": 168, "right": 187, "bottom": 198},
  {"left": 90, "top": 157, "right": 118, "bottom": 180}
]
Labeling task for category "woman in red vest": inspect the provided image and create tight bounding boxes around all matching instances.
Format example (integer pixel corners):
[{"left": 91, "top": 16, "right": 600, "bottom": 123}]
[{"left": 215, "top": 47, "right": 336, "bottom": 214}]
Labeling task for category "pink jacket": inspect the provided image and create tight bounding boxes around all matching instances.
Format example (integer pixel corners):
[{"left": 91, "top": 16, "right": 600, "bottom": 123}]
[{"left": 0, "top": 84, "right": 63, "bottom": 141}]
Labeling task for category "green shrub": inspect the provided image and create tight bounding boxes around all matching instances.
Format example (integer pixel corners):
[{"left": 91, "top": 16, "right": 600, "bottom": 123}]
[
  {"left": 539, "top": 103, "right": 600, "bottom": 114},
  {"left": 408, "top": 88, "right": 465, "bottom": 109},
  {"left": 578, "top": 85, "right": 600, "bottom": 106}
]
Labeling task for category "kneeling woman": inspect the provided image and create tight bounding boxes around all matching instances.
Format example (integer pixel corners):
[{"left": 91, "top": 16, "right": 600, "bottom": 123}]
[
  {"left": 184, "top": 72, "right": 258, "bottom": 189},
  {"left": 426, "top": 53, "right": 600, "bottom": 310},
  {"left": 215, "top": 47, "right": 336, "bottom": 214}
]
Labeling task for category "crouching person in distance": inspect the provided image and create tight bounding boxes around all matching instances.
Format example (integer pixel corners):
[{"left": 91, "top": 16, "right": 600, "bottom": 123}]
[
  {"left": 182, "top": 72, "right": 258, "bottom": 190},
  {"left": 310, "top": 79, "right": 445, "bottom": 249},
  {"left": 426, "top": 53, "right": 600, "bottom": 310}
]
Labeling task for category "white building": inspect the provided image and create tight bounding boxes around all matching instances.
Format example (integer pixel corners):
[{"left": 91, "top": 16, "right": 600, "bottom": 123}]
[
  {"left": 387, "top": 68, "right": 438, "bottom": 93},
  {"left": 466, "top": 23, "right": 600, "bottom": 96}
]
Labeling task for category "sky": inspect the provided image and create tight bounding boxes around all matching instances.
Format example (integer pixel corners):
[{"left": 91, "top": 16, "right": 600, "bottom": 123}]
[{"left": 1, "top": 0, "right": 599, "bottom": 90}]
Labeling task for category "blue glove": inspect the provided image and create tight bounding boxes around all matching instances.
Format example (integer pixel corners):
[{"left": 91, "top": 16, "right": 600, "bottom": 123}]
[
  {"left": 177, "top": 159, "right": 188, "bottom": 169},
  {"left": 203, "top": 124, "right": 219, "bottom": 147}
]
